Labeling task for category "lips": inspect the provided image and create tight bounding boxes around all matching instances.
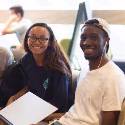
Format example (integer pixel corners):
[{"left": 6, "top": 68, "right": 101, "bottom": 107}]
[
  {"left": 30, "top": 45, "right": 44, "bottom": 52},
  {"left": 32, "top": 46, "right": 41, "bottom": 49},
  {"left": 83, "top": 45, "right": 95, "bottom": 50},
  {"left": 84, "top": 48, "right": 94, "bottom": 53},
  {"left": 83, "top": 46, "right": 96, "bottom": 55}
]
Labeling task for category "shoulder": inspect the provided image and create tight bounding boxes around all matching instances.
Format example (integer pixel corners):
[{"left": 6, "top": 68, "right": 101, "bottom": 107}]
[
  {"left": 97, "top": 61, "right": 125, "bottom": 88},
  {"left": 100, "top": 61, "right": 125, "bottom": 79},
  {"left": 50, "top": 68, "right": 67, "bottom": 78},
  {"left": 3, "top": 63, "right": 22, "bottom": 75},
  {"left": 2, "top": 62, "right": 27, "bottom": 85},
  {"left": 0, "top": 63, "right": 27, "bottom": 92},
  {"left": 20, "top": 18, "right": 32, "bottom": 27},
  {"left": 47, "top": 69, "right": 70, "bottom": 85}
]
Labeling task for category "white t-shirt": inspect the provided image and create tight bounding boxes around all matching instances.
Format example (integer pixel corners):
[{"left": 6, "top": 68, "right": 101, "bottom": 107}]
[
  {"left": 59, "top": 61, "right": 125, "bottom": 125},
  {"left": 11, "top": 18, "right": 32, "bottom": 43}
]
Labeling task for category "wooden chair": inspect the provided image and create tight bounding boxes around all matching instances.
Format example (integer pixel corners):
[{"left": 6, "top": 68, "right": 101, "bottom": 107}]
[{"left": 117, "top": 99, "right": 125, "bottom": 125}]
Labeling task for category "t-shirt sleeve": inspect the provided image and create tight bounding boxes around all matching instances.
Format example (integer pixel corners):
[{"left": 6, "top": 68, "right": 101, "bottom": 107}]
[
  {"left": 11, "top": 23, "right": 25, "bottom": 33},
  {"left": 102, "top": 79, "right": 122, "bottom": 111}
]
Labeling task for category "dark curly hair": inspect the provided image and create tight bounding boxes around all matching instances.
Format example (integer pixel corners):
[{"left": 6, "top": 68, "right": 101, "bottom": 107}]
[{"left": 24, "top": 23, "right": 72, "bottom": 78}]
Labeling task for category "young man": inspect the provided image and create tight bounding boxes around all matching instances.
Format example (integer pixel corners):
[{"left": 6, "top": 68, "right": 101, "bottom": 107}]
[
  {"left": 33, "top": 18, "right": 125, "bottom": 125},
  {"left": 59, "top": 18, "right": 125, "bottom": 125},
  {"left": 1, "top": 5, "right": 32, "bottom": 43}
]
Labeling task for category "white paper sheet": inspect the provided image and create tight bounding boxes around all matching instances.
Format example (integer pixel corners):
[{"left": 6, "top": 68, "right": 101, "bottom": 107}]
[{"left": 0, "top": 92, "right": 57, "bottom": 125}]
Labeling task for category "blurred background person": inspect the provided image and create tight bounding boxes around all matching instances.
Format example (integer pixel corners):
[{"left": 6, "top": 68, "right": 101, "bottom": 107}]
[
  {"left": 1, "top": 5, "right": 32, "bottom": 61},
  {"left": 1, "top": 5, "right": 32, "bottom": 43},
  {"left": 0, "top": 23, "right": 75, "bottom": 118},
  {"left": 0, "top": 46, "right": 14, "bottom": 84}
]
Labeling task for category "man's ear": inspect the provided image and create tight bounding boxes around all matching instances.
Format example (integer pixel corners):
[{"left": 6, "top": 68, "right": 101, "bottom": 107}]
[
  {"left": 104, "top": 37, "right": 110, "bottom": 45},
  {"left": 105, "top": 37, "right": 110, "bottom": 42},
  {"left": 17, "top": 13, "right": 21, "bottom": 19}
]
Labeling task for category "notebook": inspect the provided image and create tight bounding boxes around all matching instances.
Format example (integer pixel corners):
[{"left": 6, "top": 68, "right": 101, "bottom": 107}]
[{"left": 0, "top": 92, "right": 57, "bottom": 125}]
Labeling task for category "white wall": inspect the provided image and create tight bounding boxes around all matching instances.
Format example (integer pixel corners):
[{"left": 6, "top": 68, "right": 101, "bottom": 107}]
[
  {"left": 0, "top": 0, "right": 83, "bottom": 10},
  {"left": 90, "top": 0, "right": 125, "bottom": 10}
]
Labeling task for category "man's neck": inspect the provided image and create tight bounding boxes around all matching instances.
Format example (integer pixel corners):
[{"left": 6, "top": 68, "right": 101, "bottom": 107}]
[{"left": 89, "top": 56, "right": 109, "bottom": 71}]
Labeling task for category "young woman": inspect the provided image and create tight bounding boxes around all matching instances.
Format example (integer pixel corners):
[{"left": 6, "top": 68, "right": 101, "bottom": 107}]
[{"left": 0, "top": 23, "right": 74, "bottom": 113}]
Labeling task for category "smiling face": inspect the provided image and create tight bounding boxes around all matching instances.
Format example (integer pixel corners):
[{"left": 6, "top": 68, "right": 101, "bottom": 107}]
[
  {"left": 80, "top": 25, "right": 107, "bottom": 60},
  {"left": 27, "top": 26, "right": 50, "bottom": 57}
]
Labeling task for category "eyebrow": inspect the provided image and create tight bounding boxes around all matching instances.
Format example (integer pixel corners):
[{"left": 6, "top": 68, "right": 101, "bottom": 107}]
[
  {"left": 29, "top": 34, "right": 49, "bottom": 38},
  {"left": 81, "top": 33, "right": 98, "bottom": 36}
]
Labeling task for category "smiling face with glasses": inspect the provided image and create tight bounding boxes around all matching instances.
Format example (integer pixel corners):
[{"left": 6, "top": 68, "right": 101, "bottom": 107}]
[{"left": 27, "top": 26, "right": 50, "bottom": 56}]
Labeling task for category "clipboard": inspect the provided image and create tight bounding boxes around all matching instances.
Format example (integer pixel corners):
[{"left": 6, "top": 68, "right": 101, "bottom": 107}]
[{"left": 0, "top": 92, "right": 57, "bottom": 125}]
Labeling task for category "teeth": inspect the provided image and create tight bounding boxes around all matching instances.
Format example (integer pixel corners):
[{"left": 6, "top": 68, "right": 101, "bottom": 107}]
[
  {"left": 85, "top": 47, "right": 94, "bottom": 50},
  {"left": 85, "top": 48, "right": 94, "bottom": 50},
  {"left": 33, "top": 46, "right": 41, "bottom": 49}
]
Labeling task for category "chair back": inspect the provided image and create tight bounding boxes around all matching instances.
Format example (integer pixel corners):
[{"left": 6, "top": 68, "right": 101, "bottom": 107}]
[{"left": 117, "top": 99, "right": 125, "bottom": 125}]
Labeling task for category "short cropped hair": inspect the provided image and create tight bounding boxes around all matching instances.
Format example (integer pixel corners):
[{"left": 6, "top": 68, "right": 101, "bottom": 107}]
[{"left": 9, "top": 5, "right": 24, "bottom": 17}]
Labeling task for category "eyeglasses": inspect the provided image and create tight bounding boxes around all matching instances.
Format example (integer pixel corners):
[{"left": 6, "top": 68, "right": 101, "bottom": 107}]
[{"left": 28, "top": 35, "right": 49, "bottom": 43}]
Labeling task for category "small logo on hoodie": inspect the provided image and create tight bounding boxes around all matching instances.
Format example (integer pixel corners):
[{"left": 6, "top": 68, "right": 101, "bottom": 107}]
[{"left": 43, "top": 78, "right": 49, "bottom": 90}]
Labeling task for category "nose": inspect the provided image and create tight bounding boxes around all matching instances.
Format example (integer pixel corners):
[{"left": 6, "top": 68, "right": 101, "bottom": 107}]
[
  {"left": 80, "top": 38, "right": 90, "bottom": 46},
  {"left": 34, "top": 38, "right": 42, "bottom": 44}
]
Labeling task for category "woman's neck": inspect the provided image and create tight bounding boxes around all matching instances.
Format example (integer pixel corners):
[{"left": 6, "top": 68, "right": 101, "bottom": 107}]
[{"left": 33, "top": 54, "right": 44, "bottom": 66}]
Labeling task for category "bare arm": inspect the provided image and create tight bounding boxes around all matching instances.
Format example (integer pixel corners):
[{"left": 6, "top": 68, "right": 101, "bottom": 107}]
[
  {"left": 101, "top": 111, "right": 120, "bottom": 125},
  {"left": 42, "top": 113, "right": 64, "bottom": 123},
  {"left": 1, "top": 14, "right": 18, "bottom": 34},
  {"left": 31, "top": 122, "right": 48, "bottom": 125}
]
